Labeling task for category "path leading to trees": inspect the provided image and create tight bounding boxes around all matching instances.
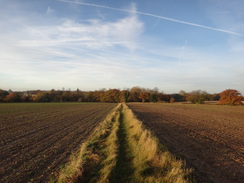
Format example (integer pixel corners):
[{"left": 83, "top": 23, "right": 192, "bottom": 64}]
[{"left": 66, "top": 104, "right": 190, "bottom": 183}]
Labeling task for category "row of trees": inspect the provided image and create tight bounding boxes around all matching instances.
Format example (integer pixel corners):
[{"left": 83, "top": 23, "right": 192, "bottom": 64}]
[
  {"left": 0, "top": 87, "right": 170, "bottom": 103},
  {"left": 0, "top": 87, "right": 243, "bottom": 105}
]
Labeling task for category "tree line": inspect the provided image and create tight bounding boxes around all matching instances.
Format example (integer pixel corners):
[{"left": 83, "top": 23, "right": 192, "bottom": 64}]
[{"left": 0, "top": 87, "right": 243, "bottom": 105}]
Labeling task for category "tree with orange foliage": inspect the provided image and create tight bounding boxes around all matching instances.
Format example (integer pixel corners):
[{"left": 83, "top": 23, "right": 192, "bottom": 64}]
[
  {"left": 119, "top": 90, "right": 130, "bottom": 103},
  {"left": 4, "top": 92, "right": 21, "bottom": 102},
  {"left": 139, "top": 91, "right": 150, "bottom": 102},
  {"left": 219, "top": 89, "right": 242, "bottom": 105},
  {"left": 102, "top": 89, "right": 120, "bottom": 103}
]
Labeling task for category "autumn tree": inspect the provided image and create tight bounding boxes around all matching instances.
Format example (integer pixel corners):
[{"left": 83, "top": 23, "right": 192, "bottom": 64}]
[
  {"left": 84, "top": 91, "right": 95, "bottom": 102},
  {"left": 4, "top": 92, "right": 22, "bottom": 102},
  {"left": 119, "top": 90, "right": 130, "bottom": 103},
  {"left": 139, "top": 91, "right": 150, "bottom": 102},
  {"left": 21, "top": 93, "right": 31, "bottom": 102},
  {"left": 157, "top": 93, "right": 170, "bottom": 103},
  {"left": 32, "top": 91, "right": 51, "bottom": 102},
  {"left": 94, "top": 90, "right": 105, "bottom": 102},
  {"left": 219, "top": 89, "right": 242, "bottom": 105},
  {"left": 128, "top": 86, "right": 142, "bottom": 102},
  {"left": 102, "top": 89, "right": 120, "bottom": 103},
  {"left": 49, "top": 89, "right": 62, "bottom": 102}
]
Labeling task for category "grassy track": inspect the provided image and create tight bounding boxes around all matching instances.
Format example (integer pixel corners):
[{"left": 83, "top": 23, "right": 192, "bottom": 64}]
[
  {"left": 56, "top": 103, "right": 192, "bottom": 183},
  {"left": 109, "top": 110, "right": 134, "bottom": 183}
]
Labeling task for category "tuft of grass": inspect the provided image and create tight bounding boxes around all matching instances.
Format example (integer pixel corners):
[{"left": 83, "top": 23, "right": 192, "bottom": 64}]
[
  {"left": 57, "top": 142, "right": 87, "bottom": 183},
  {"left": 122, "top": 103, "right": 192, "bottom": 183}
]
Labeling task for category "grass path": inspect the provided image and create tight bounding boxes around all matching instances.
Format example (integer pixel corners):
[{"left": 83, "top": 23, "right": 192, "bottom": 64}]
[
  {"left": 110, "top": 109, "right": 134, "bottom": 183},
  {"left": 56, "top": 103, "right": 192, "bottom": 183}
]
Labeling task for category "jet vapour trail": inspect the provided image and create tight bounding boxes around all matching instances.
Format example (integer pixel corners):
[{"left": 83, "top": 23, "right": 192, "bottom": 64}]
[{"left": 58, "top": 0, "right": 243, "bottom": 37}]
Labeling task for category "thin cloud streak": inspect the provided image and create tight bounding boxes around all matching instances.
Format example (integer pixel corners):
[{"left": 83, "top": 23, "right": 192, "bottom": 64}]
[
  {"left": 178, "top": 40, "right": 188, "bottom": 65},
  {"left": 58, "top": 0, "right": 243, "bottom": 36}
]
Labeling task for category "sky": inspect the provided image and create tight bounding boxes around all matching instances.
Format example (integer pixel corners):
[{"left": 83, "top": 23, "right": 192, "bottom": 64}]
[{"left": 0, "top": 0, "right": 244, "bottom": 94}]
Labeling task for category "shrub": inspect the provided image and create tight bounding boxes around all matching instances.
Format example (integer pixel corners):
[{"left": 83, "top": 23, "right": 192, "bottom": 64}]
[
  {"left": 170, "top": 97, "right": 175, "bottom": 103},
  {"left": 186, "top": 90, "right": 209, "bottom": 104}
]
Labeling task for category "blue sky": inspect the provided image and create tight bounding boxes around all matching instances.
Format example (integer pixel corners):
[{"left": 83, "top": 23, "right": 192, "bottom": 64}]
[{"left": 0, "top": 0, "right": 244, "bottom": 94}]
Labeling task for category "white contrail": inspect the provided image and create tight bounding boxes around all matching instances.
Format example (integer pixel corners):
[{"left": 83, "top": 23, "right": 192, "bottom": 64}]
[{"left": 58, "top": 0, "right": 243, "bottom": 37}]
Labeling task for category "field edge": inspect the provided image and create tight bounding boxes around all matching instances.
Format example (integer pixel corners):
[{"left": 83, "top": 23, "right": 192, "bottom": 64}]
[
  {"left": 54, "top": 103, "right": 193, "bottom": 183},
  {"left": 53, "top": 103, "right": 121, "bottom": 183}
]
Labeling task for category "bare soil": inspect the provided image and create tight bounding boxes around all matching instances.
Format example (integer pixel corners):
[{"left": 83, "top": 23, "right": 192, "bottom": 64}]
[
  {"left": 127, "top": 103, "right": 244, "bottom": 183},
  {"left": 0, "top": 103, "right": 116, "bottom": 183}
]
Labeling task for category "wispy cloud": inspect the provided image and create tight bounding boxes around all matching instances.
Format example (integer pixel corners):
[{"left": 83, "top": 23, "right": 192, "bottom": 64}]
[
  {"left": 0, "top": 3, "right": 144, "bottom": 90},
  {"left": 58, "top": 0, "right": 244, "bottom": 36},
  {"left": 46, "top": 6, "right": 55, "bottom": 15},
  {"left": 18, "top": 10, "right": 143, "bottom": 51},
  {"left": 178, "top": 40, "right": 188, "bottom": 65}
]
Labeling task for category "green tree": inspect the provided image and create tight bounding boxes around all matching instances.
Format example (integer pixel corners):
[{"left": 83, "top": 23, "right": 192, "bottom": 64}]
[
  {"left": 150, "top": 93, "right": 158, "bottom": 102},
  {"left": 186, "top": 90, "right": 209, "bottom": 104},
  {"left": 0, "top": 89, "right": 9, "bottom": 102}
]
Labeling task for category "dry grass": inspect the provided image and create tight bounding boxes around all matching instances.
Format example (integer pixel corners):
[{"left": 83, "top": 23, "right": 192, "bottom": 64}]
[
  {"left": 97, "top": 109, "right": 120, "bottom": 183},
  {"left": 122, "top": 103, "right": 191, "bottom": 183},
  {"left": 55, "top": 103, "right": 192, "bottom": 183},
  {"left": 56, "top": 104, "right": 121, "bottom": 183},
  {"left": 57, "top": 143, "right": 87, "bottom": 183}
]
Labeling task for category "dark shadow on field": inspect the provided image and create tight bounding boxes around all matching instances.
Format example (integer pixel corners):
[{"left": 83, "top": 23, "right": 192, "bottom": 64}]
[{"left": 109, "top": 110, "right": 134, "bottom": 183}]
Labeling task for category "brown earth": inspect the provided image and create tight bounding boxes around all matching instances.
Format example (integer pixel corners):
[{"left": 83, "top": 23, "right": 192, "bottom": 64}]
[
  {"left": 127, "top": 103, "right": 244, "bottom": 183},
  {"left": 0, "top": 103, "right": 116, "bottom": 183}
]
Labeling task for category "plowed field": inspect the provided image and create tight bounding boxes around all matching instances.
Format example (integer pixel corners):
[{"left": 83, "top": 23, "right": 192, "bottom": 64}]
[
  {"left": 127, "top": 103, "right": 244, "bottom": 183},
  {"left": 0, "top": 103, "right": 116, "bottom": 183}
]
